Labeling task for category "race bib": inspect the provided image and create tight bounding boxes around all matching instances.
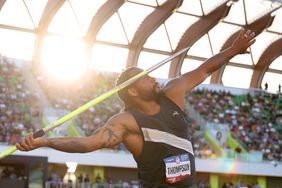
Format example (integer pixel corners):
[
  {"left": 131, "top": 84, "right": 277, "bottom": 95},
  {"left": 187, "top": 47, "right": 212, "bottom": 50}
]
[{"left": 163, "top": 154, "right": 191, "bottom": 184}]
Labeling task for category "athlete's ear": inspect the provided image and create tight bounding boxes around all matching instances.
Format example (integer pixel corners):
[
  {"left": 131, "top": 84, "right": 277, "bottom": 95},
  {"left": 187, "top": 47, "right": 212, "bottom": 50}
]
[{"left": 127, "top": 87, "right": 138, "bottom": 97}]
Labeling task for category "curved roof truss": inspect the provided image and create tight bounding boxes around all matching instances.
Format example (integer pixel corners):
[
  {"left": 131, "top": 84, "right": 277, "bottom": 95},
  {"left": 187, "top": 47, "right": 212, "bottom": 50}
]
[
  {"left": 32, "top": 0, "right": 66, "bottom": 67},
  {"left": 126, "top": 0, "right": 183, "bottom": 68},
  {"left": 210, "top": 10, "right": 276, "bottom": 84},
  {"left": 168, "top": 0, "right": 232, "bottom": 78},
  {"left": 250, "top": 37, "right": 282, "bottom": 88}
]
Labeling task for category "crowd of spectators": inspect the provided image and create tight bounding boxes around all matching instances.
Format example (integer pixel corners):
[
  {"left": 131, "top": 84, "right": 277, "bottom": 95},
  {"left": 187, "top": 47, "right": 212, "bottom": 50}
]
[
  {"left": 46, "top": 169, "right": 266, "bottom": 188},
  {"left": 187, "top": 88, "right": 282, "bottom": 162},
  {"left": 0, "top": 56, "right": 40, "bottom": 145},
  {"left": 221, "top": 180, "right": 261, "bottom": 188},
  {"left": 185, "top": 114, "right": 217, "bottom": 159},
  {"left": 194, "top": 179, "right": 210, "bottom": 188},
  {"left": 46, "top": 170, "right": 140, "bottom": 188},
  {"left": 0, "top": 166, "right": 25, "bottom": 181}
]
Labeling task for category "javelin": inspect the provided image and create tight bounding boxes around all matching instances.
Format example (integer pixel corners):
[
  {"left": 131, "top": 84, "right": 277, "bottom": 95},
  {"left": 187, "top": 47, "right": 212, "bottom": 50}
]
[{"left": 0, "top": 46, "right": 190, "bottom": 159}]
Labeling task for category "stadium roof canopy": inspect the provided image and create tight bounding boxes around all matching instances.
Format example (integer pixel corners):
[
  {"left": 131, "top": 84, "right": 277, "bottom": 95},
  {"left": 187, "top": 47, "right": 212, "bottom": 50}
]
[{"left": 0, "top": 0, "right": 281, "bottom": 92}]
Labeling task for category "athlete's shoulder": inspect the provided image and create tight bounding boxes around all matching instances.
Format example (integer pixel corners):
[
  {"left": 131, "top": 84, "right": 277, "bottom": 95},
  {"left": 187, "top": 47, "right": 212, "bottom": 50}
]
[{"left": 109, "top": 111, "right": 138, "bottom": 130}]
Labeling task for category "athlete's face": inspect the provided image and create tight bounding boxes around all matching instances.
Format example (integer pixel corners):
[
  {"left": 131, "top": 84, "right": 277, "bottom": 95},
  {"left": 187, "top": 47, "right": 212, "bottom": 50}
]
[{"left": 132, "top": 74, "right": 160, "bottom": 101}]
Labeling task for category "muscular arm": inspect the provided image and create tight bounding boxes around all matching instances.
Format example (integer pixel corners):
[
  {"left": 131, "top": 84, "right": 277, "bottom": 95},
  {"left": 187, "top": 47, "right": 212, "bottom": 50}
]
[
  {"left": 16, "top": 114, "right": 127, "bottom": 153},
  {"left": 164, "top": 29, "right": 256, "bottom": 108}
]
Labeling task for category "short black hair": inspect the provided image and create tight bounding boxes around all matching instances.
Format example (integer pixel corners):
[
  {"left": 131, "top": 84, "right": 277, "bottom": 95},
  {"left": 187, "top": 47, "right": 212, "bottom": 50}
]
[{"left": 115, "top": 66, "right": 143, "bottom": 110}]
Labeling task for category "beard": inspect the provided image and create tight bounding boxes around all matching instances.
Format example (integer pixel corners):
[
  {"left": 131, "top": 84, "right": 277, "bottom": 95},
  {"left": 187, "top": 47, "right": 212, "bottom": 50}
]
[{"left": 139, "top": 84, "right": 159, "bottom": 101}]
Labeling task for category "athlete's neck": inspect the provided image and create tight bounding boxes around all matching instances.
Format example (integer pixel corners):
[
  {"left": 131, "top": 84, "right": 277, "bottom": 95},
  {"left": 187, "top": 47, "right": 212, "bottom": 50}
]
[{"left": 136, "top": 100, "right": 160, "bottom": 115}]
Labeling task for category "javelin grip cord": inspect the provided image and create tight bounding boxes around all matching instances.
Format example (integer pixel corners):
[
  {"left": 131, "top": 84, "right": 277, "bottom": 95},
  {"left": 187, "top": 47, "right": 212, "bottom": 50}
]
[{"left": 0, "top": 46, "right": 189, "bottom": 159}]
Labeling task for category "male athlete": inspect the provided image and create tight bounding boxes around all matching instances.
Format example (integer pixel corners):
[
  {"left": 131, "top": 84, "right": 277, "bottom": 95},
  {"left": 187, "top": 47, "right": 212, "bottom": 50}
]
[{"left": 17, "top": 29, "right": 256, "bottom": 187}]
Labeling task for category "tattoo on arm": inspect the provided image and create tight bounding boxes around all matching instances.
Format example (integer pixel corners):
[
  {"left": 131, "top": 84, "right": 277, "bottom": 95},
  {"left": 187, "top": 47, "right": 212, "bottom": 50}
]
[{"left": 101, "top": 124, "right": 120, "bottom": 148}]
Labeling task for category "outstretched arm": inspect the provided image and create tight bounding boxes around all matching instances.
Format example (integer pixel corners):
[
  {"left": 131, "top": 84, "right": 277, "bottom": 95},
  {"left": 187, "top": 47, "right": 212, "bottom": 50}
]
[
  {"left": 16, "top": 114, "right": 127, "bottom": 153},
  {"left": 164, "top": 29, "right": 256, "bottom": 108}
]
